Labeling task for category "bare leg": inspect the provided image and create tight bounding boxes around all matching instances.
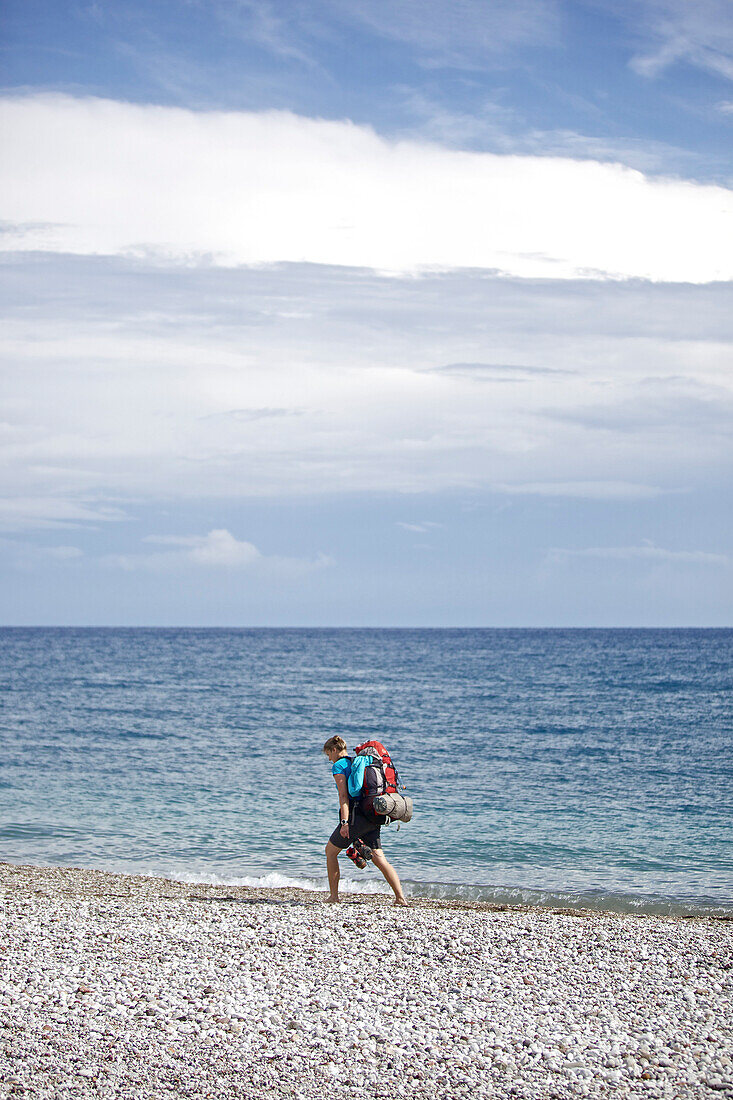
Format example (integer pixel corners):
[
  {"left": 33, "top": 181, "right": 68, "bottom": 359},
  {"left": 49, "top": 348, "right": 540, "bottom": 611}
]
[
  {"left": 325, "top": 841, "right": 341, "bottom": 903},
  {"left": 371, "top": 850, "right": 408, "bottom": 906}
]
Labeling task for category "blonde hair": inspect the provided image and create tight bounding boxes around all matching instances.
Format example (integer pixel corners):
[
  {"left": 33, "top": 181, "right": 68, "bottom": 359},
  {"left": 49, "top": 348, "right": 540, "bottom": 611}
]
[{"left": 322, "top": 735, "right": 348, "bottom": 755}]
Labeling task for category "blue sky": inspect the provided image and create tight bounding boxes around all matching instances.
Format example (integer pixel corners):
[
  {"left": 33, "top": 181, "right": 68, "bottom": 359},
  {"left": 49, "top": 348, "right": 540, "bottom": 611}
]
[{"left": 1, "top": 0, "right": 732, "bottom": 624}]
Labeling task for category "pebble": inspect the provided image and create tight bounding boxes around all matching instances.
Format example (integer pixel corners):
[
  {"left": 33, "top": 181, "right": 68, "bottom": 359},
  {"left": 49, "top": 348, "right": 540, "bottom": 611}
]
[{"left": 0, "top": 862, "right": 731, "bottom": 1099}]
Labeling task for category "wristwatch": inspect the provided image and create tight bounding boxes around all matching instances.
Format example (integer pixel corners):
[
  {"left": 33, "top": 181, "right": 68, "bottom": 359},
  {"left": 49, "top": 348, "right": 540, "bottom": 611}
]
[{"left": 339, "top": 819, "right": 348, "bottom": 826}]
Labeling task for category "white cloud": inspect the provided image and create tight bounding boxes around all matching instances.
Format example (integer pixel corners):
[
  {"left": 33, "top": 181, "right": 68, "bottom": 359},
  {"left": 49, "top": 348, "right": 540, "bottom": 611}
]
[
  {"left": 45, "top": 544, "right": 84, "bottom": 560},
  {"left": 626, "top": 0, "right": 733, "bottom": 82},
  {"left": 549, "top": 541, "right": 729, "bottom": 565},
  {"left": 146, "top": 529, "right": 261, "bottom": 567},
  {"left": 1, "top": 95, "right": 733, "bottom": 282},
  {"left": 208, "top": 0, "right": 559, "bottom": 69},
  {"left": 0, "top": 496, "right": 127, "bottom": 532},
  {"left": 0, "top": 537, "right": 84, "bottom": 566},
  {"left": 210, "top": 0, "right": 319, "bottom": 68},
  {"left": 1, "top": 257, "right": 732, "bottom": 533},
  {"left": 107, "top": 528, "right": 333, "bottom": 574},
  {"left": 495, "top": 481, "right": 669, "bottom": 500},
  {"left": 432, "top": 361, "right": 572, "bottom": 380},
  {"left": 340, "top": 0, "right": 559, "bottom": 65},
  {"left": 398, "top": 89, "right": 718, "bottom": 180},
  {"left": 396, "top": 521, "right": 443, "bottom": 533}
]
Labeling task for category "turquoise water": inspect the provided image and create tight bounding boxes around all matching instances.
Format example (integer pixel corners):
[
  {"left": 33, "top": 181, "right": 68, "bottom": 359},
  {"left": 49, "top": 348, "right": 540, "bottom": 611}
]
[{"left": 1, "top": 628, "right": 731, "bottom": 915}]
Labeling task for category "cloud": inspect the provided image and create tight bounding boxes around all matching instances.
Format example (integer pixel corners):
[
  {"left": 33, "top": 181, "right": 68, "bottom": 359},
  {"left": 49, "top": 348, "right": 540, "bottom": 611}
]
[
  {"left": 145, "top": 529, "right": 261, "bottom": 567},
  {"left": 0, "top": 219, "right": 62, "bottom": 241},
  {"left": 198, "top": 407, "right": 300, "bottom": 423},
  {"left": 106, "top": 528, "right": 333, "bottom": 574},
  {"left": 2, "top": 95, "right": 733, "bottom": 282},
  {"left": 339, "top": 0, "right": 559, "bottom": 67},
  {"left": 545, "top": 377, "right": 733, "bottom": 437},
  {"left": 496, "top": 481, "right": 668, "bottom": 500},
  {"left": 625, "top": 0, "right": 733, "bottom": 82},
  {"left": 398, "top": 90, "right": 722, "bottom": 181},
  {"left": 209, "top": 0, "right": 319, "bottom": 69},
  {"left": 0, "top": 537, "right": 84, "bottom": 567},
  {"left": 432, "top": 361, "right": 573, "bottom": 380},
  {"left": 0, "top": 496, "right": 127, "bottom": 532},
  {"left": 549, "top": 541, "right": 729, "bottom": 566},
  {"left": 45, "top": 544, "right": 84, "bottom": 560},
  {"left": 204, "top": 0, "right": 558, "bottom": 73},
  {"left": 396, "top": 521, "right": 443, "bottom": 533},
  {"left": 1, "top": 255, "right": 732, "bottom": 537}
]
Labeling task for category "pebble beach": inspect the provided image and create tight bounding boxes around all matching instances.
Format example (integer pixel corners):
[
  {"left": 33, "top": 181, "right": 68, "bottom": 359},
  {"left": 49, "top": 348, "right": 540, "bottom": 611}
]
[{"left": 1, "top": 863, "right": 731, "bottom": 1099}]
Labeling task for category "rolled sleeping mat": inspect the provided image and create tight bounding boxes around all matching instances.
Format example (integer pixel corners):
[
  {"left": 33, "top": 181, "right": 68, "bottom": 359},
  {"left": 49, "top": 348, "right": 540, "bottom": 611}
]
[
  {"left": 373, "top": 792, "right": 413, "bottom": 822},
  {"left": 398, "top": 795, "right": 413, "bottom": 822}
]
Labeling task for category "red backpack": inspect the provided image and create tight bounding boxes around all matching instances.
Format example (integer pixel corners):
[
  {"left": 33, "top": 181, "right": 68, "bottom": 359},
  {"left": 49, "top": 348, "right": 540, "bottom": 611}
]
[{"left": 350, "top": 740, "right": 402, "bottom": 815}]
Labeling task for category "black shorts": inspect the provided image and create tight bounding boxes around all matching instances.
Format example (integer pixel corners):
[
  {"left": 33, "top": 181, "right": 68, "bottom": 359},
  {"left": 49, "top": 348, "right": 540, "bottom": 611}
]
[{"left": 328, "top": 808, "right": 383, "bottom": 851}]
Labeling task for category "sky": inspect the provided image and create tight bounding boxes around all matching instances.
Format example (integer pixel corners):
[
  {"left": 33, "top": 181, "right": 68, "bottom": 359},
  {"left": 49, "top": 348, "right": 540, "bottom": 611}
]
[{"left": 1, "top": 0, "right": 732, "bottom": 626}]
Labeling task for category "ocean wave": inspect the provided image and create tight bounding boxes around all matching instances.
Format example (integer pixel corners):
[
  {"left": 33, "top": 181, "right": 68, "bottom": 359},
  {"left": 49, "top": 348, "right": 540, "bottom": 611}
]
[
  {"left": 154, "top": 867, "right": 391, "bottom": 896},
  {"left": 398, "top": 878, "right": 733, "bottom": 918},
  {"left": 148, "top": 865, "right": 733, "bottom": 916},
  {"left": 0, "top": 823, "right": 91, "bottom": 840}
]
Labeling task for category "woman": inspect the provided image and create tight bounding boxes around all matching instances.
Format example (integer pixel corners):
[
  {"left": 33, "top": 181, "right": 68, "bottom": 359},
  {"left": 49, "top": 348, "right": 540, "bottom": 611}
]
[{"left": 322, "top": 735, "right": 408, "bottom": 906}]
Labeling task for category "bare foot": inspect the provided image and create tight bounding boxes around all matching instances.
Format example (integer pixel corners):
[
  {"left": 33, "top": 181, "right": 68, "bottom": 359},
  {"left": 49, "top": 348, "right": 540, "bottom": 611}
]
[
  {"left": 326, "top": 897, "right": 341, "bottom": 904},
  {"left": 393, "top": 897, "right": 409, "bottom": 907}
]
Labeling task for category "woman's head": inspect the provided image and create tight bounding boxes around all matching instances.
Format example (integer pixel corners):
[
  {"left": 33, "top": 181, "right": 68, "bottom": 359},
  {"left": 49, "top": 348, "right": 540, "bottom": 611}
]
[{"left": 322, "top": 735, "right": 348, "bottom": 759}]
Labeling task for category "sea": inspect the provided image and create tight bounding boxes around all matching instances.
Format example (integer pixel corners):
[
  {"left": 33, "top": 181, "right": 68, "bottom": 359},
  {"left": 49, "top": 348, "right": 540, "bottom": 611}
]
[{"left": 1, "top": 628, "right": 731, "bottom": 917}]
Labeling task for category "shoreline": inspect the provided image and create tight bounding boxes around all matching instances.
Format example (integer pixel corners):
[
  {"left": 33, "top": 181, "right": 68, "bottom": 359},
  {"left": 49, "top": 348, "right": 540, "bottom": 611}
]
[
  {"left": 2, "top": 859, "right": 729, "bottom": 922},
  {"left": 1, "top": 861, "right": 731, "bottom": 1099}
]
